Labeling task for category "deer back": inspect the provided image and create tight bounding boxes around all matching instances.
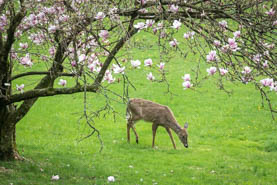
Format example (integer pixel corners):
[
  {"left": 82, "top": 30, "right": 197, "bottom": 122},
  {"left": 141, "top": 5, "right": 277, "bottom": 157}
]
[{"left": 128, "top": 98, "right": 177, "bottom": 126}]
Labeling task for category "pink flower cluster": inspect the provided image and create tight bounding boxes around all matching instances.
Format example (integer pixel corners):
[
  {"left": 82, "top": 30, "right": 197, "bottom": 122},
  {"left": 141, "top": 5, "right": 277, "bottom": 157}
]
[
  {"left": 113, "top": 64, "right": 125, "bottom": 74},
  {"left": 147, "top": 72, "right": 155, "bottom": 81},
  {"left": 16, "top": 84, "right": 25, "bottom": 93},
  {"left": 183, "top": 31, "right": 195, "bottom": 39},
  {"left": 104, "top": 70, "right": 115, "bottom": 84},
  {"left": 207, "top": 67, "right": 217, "bottom": 76},
  {"left": 20, "top": 54, "right": 33, "bottom": 67},
  {"left": 206, "top": 50, "right": 217, "bottom": 62},
  {"left": 0, "top": 14, "right": 7, "bottom": 31},
  {"left": 182, "top": 74, "right": 193, "bottom": 89},
  {"left": 87, "top": 54, "right": 102, "bottom": 73},
  {"left": 58, "top": 79, "right": 67, "bottom": 86},
  {"left": 170, "top": 4, "right": 179, "bottom": 13},
  {"left": 171, "top": 20, "right": 181, "bottom": 29},
  {"left": 169, "top": 38, "right": 178, "bottom": 47},
  {"left": 131, "top": 60, "right": 141, "bottom": 68},
  {"left": 260, "top": 78, "right": 277, "bottom": 92},
  {"left": 144, "top": 58, "right": 153, "bottom": 67}
]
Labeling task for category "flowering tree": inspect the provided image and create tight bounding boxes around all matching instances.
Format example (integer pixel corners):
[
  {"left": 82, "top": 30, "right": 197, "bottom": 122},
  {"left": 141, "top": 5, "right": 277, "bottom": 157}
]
[{"left": 0, "top": 0, "right": 276, "bottom": 160}]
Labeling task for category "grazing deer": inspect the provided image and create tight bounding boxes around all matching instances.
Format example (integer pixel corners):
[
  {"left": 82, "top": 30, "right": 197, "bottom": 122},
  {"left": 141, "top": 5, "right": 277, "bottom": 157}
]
[{"left": 126, "top": 98, "right": 188, "bottom": 149}]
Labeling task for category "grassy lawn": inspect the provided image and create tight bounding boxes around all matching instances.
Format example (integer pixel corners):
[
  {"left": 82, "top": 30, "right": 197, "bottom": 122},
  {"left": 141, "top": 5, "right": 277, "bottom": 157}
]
[{"left": 1, "top": 32, "right": 277, "bottom": 185}]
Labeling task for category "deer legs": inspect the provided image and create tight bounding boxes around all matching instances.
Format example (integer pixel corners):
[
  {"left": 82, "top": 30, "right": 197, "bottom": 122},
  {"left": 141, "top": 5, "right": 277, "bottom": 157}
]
[
  {"left": 166, "top": 127, "right": 176, "bottom": 149},
  {"left": 152, "top": 124, "right": 176, "bottom": 149},
  {"left": 152, "top": 124, "right": 158, "bottom": 148},
  {"left": 127, "top": 121, "right": 139, "bottom": 144},
  {"left": 128, "top": 121, "right": 177, "bottom": 149}
]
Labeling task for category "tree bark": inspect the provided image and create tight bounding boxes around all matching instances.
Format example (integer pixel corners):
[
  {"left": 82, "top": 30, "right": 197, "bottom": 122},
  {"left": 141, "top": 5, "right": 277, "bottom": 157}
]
[{"left": 0, "top": 105, "right": 21, "bottom": 161}]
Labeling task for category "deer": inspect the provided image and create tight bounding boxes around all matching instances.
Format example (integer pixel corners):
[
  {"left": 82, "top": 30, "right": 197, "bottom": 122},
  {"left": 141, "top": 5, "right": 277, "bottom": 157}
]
[{"left": 126, "top": 98, "right": 188, "bottom": 149}]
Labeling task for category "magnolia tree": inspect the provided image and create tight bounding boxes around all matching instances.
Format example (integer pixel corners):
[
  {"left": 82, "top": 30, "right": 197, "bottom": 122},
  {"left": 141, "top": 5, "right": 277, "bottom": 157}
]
[{"left": 0, "top": 0, "right": 276, "bottom": 160}]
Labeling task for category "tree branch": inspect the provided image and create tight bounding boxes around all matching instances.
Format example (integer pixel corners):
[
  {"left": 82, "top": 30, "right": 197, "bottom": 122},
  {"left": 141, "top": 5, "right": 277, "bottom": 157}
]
[
  {"left": 1, "top": 84, "right": 98, "bottom": 105},
  {"left": 10, "top": 71, "right": 76, "bottom": 82}
]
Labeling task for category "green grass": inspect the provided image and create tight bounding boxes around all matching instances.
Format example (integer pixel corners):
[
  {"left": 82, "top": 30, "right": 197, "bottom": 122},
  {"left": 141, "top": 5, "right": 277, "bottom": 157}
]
[{"left": 1, "top": 31, "right": 277, "bottom": 185}]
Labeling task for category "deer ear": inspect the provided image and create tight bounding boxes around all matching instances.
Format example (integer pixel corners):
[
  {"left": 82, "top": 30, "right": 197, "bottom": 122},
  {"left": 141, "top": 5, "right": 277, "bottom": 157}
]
[{"left": 184, "top": 122, "right": 188, "bottom": 128}]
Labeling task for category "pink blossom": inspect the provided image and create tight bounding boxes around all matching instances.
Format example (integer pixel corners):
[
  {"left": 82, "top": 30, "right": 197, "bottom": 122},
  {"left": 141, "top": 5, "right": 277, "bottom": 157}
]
[
  {"left": 220, "top": 45, "right": 229, "bottom": 53},
  {"left": 183, "top": 33, "right": 190, "bottom": 39},
  {"left": 207, "top": 67, "right": 217, "bottom": 75},
  {"left": 171, "top": 20, "right": 181, "bottom": 29},
  {"left": 58, "top": 79, "right": 67, "bottom": 86},
  {"left": 95, "top": 12, "right": 105, "bottom": 20},
  {"left": 219, "top": 68, "right": 228, "bottom": 76},
  {"left": 0, "top": 14, "right": 7, "bottom": 31},
  {"left": 44, "top": 7, "right": 56, "bottom": 14},
  {"left": 138, "top": 8, "right": 148, "bottom": 14},
  {"left": 213, "top": 40, "right": 221, "bottom": 47},
  {"left": 78, "top": 54, "right": 86, "bottom": 63},
  {"left": 104, "top": 73, "right": 115, "bottom": 84},
  {"left": 273, "top": 20, "right": 277, "bottom": 26},
  {"left": 131, "top": 60, "right": 141, "bottom": 68},
  {"left": 169, "top": 39, "right": 178, "bottom": 47},
  {"left": 219, "top": 20, "right": 228, "bottom": 29},
  {"left": 49, "top": 47, "right": 55, "bottom": 56},
  {"left": 157, "top": 62, "right": 165, "bottom": 70},
  {"left": 99, "top": 30, "right": 109, "bottom": 40},
  {"left": 51, "top": 175, "right": 60, "bottom": 181},
  {"left": 182, "top": 74, "right": 191, "bottom": 81},
  {"left": 147, "top": 72, "right": 155, "bottom": 81},
  {"left": 140, "top": 0, "right": 147, "bottom": 5},
  {"left": 0, "top": 0, "right": 3, "bottom": 5},
  {"left": 170, "top": 4, "right": 179, "bottom": 13},
  {"left": 260, "top": 78, "right": 273, "bottom": 87},
  {"left": 15, "top": 30, "right": 22, "bottom": 38},
  {"left": 16, "top": 84, "right": 25, "bottom": 93},
  {"left": 37, "top": 12, "right": 47, "bottom": 23},
  {"left": 145, "top": 20, "right": 155, "bottom": 28},
  {"left": 20, "top": 54, "right": 33, "bottom": 67},
  {"left": 113, "top": 64, "right": 125, "bottom": 74},
  {"left": 26, "top": 14, "right": 38, "bottom": 27},
  {"left": 242, "top": 66, "right": 251, "bottom": 74},
  {"left": 157, "top": 22, "right": 163, "bottom": 29},
  {"left": 19, "top": 43, "right": 28, "bottom": 50},
  {"left": 228, "top": 38, "right": 239, "bottom": 51},
  {"left": 252, "top": 54, "right": 262, "bottom": 62},
  {"left": 108, "top": 176, "right": 115, "bottom": 182},
  {"left": 48, "top": 25, "right": 58, "bottom": 33},
  {"left": 29, "top": 33, "right": 45, "bottom": 45},
  {"left": 182, "top": 81, "right": 193, "bottom": 89},
  {"left": 263, "top": 43, "right": 275, "bottom": 49},
  {"left": 263, "top": 60, "right": 268, "bottom": 68},
  {"left": 265, "top": 8, "right": 275, "bottom": 16},
  {"left": 183, "top": 31, "right": 195, "bottom": 39},
  {"left": 59, "top": 15, "right": 69, "bottom": 22},
  {"left": 71, "top": 61, "right": 77, "bottom": 67},
  {"left": 233, "top": 31, "right": 241, "bottom": 38},
  {"left": 41, "top": 55, "right": 48, "bottom": 61},
  {"left": 144, "top": 58, "right": 153, "bottom": 67},
  {"left": 11, "top": 52, "right": 17, "bottom": 59},
  {"left": 134, "top": 22, "right": 145, "bottom": 30},
  {"left": 88, "top": 63, "right": 96, "bottom": 72},
  {"left": 206, "top": 50, "right": 217, "bottom": 62}
]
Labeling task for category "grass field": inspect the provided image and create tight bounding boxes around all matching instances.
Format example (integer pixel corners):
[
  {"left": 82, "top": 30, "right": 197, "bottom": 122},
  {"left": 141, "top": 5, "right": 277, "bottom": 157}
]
[{"left": 1, "top": 31, "right": 277, "bottom": 185}]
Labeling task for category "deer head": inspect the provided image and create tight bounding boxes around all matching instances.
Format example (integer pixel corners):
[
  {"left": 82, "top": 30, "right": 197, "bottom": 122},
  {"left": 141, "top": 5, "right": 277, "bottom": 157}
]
[{"left": 178, "top": 122, "right": 189, "bottom": 148}]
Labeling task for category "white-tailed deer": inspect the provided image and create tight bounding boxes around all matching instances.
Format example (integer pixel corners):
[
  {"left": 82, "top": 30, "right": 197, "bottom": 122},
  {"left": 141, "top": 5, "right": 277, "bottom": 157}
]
[{"left": 126, "top": 98, "right": 188, "bottom": 149}]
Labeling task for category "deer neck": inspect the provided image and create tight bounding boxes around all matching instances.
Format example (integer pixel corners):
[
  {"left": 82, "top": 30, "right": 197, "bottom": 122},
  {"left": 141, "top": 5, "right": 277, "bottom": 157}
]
[{"left": 168, "top": 121, "right": 183, "bottom": 135}]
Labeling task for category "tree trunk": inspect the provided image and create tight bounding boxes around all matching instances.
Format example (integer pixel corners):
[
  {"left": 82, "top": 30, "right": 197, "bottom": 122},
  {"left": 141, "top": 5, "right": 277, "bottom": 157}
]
[{"left": 0, "top": 105, "right": 21, "bottom": 161}]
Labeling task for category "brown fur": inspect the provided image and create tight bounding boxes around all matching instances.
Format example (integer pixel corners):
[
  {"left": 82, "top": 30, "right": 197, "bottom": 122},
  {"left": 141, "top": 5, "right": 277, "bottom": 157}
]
[{"left": 126, "top": 98, "right": 188, "bottom": 149}]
